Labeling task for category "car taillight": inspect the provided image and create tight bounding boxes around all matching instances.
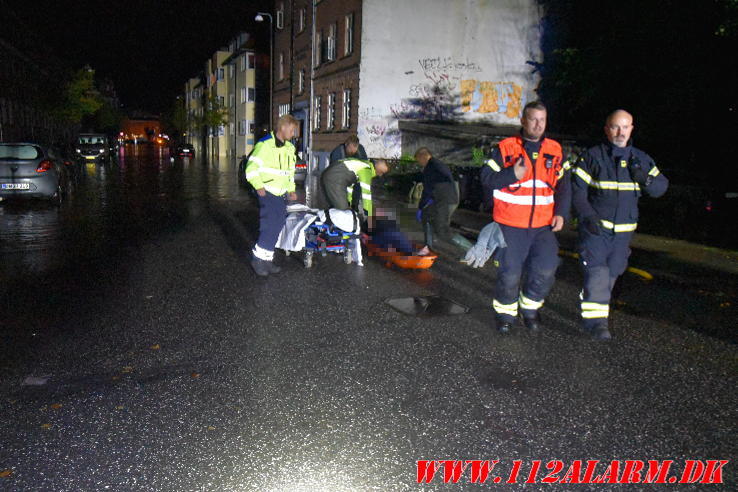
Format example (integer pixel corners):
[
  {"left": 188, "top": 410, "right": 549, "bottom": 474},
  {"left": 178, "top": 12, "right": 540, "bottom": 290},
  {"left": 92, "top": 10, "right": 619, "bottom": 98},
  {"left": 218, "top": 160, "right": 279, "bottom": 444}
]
[{"left": 36, "top": 160, "right": 53, "bottom": 173}]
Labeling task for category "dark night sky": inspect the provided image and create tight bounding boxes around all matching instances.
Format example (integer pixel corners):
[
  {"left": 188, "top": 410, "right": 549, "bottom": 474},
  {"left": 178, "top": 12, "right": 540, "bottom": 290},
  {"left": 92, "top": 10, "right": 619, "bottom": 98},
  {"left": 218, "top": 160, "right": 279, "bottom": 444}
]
[{"left": 4, "top": 0, "right": 270, "bottom": 113}]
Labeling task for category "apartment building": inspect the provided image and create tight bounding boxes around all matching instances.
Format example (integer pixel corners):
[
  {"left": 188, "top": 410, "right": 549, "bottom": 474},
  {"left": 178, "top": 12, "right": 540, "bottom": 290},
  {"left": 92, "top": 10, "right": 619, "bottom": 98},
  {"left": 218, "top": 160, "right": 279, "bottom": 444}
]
[
  {"left": 184, "top": 77, "right": 204, "bottom": 154},
  {"left": 184, "top": 32, "right": 267, "bottom": 160}
]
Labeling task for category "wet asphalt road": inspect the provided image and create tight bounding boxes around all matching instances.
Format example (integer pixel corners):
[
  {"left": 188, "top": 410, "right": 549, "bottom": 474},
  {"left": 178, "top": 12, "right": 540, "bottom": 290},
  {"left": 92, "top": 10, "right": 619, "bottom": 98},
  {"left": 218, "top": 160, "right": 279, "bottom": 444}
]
[{"left": 1, "top": 146, "right": 736, "bottom": 490}]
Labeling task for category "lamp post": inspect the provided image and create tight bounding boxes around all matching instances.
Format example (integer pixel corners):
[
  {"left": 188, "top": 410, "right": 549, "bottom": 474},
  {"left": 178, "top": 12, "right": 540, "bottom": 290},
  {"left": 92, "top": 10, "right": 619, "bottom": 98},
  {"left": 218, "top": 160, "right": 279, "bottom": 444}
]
[{"left": 255, "top": 12, "right": 273, "bottom": 129}]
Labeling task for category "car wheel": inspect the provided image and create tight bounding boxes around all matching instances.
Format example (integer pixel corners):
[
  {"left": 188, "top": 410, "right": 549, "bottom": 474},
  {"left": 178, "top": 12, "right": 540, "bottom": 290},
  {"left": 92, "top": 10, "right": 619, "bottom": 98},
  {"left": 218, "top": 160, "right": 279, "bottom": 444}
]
[{"left": 51, "top": 184, "right": 63, "bottom": 206}]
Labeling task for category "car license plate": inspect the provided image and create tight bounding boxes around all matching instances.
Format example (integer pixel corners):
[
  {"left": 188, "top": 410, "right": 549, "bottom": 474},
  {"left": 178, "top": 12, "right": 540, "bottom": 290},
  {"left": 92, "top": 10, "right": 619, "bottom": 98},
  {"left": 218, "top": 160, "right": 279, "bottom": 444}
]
[
  {"left": 84, "top": 156, "right": 97, "bottom": 160},
  {"left": 2, "top": 183, "right": 30, "bottom": 190}
]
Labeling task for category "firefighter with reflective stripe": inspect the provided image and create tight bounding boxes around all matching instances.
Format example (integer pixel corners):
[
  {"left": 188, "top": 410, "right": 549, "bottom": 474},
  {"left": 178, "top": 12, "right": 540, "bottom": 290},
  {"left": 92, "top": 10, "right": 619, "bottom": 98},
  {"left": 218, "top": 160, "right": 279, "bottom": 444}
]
[
  {"left": 321, "top": 157, "right": 389, "bottom": 218},
  {"left": 245, "top": 114, "right": 299, "bottom": 277},
  {"left": 480, "top": 101, "right": 572, "bottom": 334},
  {"left": 572, "top": 109, "right": 668, "bottom": 340}
]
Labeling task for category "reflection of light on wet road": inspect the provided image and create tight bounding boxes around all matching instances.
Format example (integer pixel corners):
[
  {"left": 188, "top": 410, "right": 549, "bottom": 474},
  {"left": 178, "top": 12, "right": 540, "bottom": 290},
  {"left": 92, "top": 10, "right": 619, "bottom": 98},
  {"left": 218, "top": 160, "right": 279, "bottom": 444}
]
[{"left": 0, "top": 147, "right": 250, "bottom": 280}]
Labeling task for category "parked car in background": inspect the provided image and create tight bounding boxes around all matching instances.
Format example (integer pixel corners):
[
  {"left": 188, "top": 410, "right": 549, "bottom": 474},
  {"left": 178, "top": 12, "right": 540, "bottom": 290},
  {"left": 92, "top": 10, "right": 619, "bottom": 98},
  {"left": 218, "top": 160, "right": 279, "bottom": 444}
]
[
  {"left": 294, "top": 157, "right": 307, "bottom": 184},
  {"left": 0, "top": 143, "right": 71, "bottom": 204},
  {"left": 76, "top": 133, "right": 111, "bottom": 163},
  {"left": 171, "top": 143, "right": 195, "bottom": 158}
]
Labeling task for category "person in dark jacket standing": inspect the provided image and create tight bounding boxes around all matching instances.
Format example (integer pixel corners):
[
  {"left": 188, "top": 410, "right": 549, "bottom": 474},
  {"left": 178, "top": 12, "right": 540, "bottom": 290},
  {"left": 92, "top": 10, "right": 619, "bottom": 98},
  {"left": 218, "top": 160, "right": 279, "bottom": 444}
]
[
  {"left": 329, "top": 135, "right": 367, "bottom": 165},
  {"left": 572, "top": 109, "right": 668, "bottom": 340},
  {"left": 415, "top": 147, "right": 459, "bottom": 254},
  {"left": 480, "top": 101, "right": 571, "bottom": 334}
]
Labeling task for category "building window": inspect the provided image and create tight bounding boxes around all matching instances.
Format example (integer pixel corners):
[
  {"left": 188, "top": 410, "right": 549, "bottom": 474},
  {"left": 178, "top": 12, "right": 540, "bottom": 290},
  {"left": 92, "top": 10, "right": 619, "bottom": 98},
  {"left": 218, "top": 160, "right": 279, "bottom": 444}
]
[
  {"left": 248, "top": 88, "right": 256, "bottom": 102},
  {"left": 327, "top": 92, "right": 336, "bottom": 129},
  {"left": 276, "top": 3, "right": 284, "bottom": 29},
  {"left": 342, "top": 89, "right": 351, "bottom": 128},
  {"left": 344, "top": 13, "right": 354, "bottom": 56},
  {"left": 217, "top": 68, "right": 224, "bottom": 81},
  {"left": 315, "top": 31, "right": 322, "bottom": 67},
  {"left": 247, "top": 53, "right": 255, "bottom": 69},
  {"left": 298, "top": 8, "right": 306, "bottom": 33},
  {"left": 327, "top": 24, "right": 336, "bottom": 62},
  {"left": 239, "top": 119, "right": 247, "bottom": 135},
  {"left": 229, "top": 65, "right": 234, "bottom": 79},
  {"left": 229, "top": 122, "right": 235, "bottom": 136},
  {"left": 229, "top": 94, "right": 235, "bottom": 107},
  {"left": 313, "top": 95, "right": 322, "bottom": 131},
  {"left": 298, "top": 69, "right": 305, "bottom": 94},
  {"left": 240, "top": 87, "right": 246, "bottom": 103},
  {"left": 279, "top": 52, "right": 285, "bottom": 80},
  {"left": 240, "top": 55, "right": 247, "bottom": 72},
  {"left": 279, "top": 104, "right": 290, "bottom": 117},
  {"left": 218, "top": 96, "right": 225, "bottom": 107}
]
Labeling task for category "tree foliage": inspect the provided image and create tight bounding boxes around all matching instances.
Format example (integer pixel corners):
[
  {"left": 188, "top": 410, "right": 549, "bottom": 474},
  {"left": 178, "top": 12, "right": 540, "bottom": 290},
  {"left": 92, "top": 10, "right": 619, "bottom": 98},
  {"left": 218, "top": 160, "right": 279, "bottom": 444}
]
[
  {"left": 537, "top": 0, "right": 738, "bottom": 185},
  {"left": 54, "top": 68, "right": 103, "bottom": 124}
]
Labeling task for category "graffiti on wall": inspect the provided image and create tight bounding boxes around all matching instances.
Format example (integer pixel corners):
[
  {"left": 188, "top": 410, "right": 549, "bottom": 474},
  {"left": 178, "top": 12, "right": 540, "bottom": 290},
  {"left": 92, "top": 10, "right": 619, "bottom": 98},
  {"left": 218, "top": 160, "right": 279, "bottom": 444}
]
[
  {"left": 393, "top": 57, "right": 525, "bottom": 121},
  {"left": 358, "top": 106, "right": 401, "bottom": 158},
  {"left": 460, "top": 80, "right": 523, "bottom": 118},
  {"left": 360, "top": 57, "right": 528, "bottom": 157}
]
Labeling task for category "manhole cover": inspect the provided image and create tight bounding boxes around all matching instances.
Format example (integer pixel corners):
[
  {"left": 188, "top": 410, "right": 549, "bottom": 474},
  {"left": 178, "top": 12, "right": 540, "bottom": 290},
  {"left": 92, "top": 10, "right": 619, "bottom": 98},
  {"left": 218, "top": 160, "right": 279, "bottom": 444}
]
[{"left": 385, "top": 296, "right": 469, "bottom": 317}]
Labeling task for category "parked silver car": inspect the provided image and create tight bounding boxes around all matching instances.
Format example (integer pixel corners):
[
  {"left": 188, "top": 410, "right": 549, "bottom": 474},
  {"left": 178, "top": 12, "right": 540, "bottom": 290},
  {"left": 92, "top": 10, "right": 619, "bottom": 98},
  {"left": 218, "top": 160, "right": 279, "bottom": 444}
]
[{"left": 0, "top": 143, "right": 70, "bottom": 204}]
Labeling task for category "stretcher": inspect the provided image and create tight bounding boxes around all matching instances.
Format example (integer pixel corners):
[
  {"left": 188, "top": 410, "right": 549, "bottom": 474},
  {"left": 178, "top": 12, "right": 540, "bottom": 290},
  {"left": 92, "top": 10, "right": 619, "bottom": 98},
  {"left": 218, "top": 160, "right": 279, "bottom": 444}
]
[
  {"left": 363, "top": 238, "right": 438, "bottom": 269},
  {"left": 276, "top": 204, "right": 363, "bottom": 268}
]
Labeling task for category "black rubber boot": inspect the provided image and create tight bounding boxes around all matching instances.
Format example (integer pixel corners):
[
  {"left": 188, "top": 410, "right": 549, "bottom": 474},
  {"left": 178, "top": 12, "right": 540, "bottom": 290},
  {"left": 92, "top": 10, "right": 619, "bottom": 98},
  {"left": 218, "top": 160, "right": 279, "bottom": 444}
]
[
  {"left": 250, "top": 256, "right": 270, "bottom": 277},
  {"left": 521, "top": 313, "right": 542, "bottom": 332},
  {"left": 266, "top": 261, "right": 282, "bottom": 274}
]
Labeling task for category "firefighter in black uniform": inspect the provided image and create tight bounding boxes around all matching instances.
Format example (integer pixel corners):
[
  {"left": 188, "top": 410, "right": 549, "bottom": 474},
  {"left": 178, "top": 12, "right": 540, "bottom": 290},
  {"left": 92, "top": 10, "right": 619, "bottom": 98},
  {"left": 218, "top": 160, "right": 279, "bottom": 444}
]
[{"left": 572, "top": 109, "right": 668, "bottom": 340}]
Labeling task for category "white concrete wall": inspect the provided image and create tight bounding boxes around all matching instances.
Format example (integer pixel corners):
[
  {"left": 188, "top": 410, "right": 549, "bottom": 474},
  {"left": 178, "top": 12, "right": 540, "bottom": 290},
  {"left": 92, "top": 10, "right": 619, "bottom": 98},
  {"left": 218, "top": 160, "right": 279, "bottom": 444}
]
[{"left": 358, "top": 0, "right": 542, "bottom": 158}]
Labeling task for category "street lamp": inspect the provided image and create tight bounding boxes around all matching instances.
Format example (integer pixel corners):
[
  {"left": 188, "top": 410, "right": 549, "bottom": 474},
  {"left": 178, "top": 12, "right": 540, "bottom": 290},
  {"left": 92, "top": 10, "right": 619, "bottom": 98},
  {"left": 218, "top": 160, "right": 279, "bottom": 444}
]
[{"left": 255, "top": 12, "right": 273, "bottom": 129}]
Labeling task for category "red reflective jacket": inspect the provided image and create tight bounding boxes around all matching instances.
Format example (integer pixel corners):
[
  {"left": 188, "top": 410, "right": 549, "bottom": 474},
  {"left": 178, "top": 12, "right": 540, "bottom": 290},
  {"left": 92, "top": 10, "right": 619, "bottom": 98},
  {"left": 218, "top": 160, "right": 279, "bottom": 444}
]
[{"left": 491, "top": 136, "right": 565, "bottom": 228}]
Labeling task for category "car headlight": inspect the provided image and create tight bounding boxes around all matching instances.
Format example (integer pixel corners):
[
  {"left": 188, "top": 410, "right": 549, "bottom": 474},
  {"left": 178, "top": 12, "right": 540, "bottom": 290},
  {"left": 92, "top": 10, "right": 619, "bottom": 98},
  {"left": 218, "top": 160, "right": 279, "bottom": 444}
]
[
  {"left": 76, "top": 149, "right": 81, "bottom": 153},
  {"left": 99, "top": 149, "right": 105, "bottom": 153}
]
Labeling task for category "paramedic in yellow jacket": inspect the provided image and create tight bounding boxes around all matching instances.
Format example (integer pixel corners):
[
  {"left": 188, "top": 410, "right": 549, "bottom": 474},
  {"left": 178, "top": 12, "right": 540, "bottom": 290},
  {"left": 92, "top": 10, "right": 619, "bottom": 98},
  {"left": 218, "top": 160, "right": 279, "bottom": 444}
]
[
  {"left": 245, "top": 114, "right": 299, "bottom": 276},
  {"left": 321, "top": 158, "right": 389, "bottom": 218}
]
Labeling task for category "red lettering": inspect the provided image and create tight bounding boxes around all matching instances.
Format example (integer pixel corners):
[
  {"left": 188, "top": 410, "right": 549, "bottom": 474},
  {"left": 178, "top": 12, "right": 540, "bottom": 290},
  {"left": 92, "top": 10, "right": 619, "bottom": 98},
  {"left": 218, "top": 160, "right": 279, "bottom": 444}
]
[
  {"left": 560, "top": 461, "right": 583, "bottom": 484},
  {"left": 541, "top": 460, "right": 564, "bottom": 483},
  {"left": 525, "top": 460, "right": 542, "bottom": 483},
  {"left": 644, "top": 460, "right": 673, "bottom": 483},
  {"left": 507, "top": 460, "right": 523, "bottom": 483},
  {"left": 442, "top": 460, "right": 469, "bottom": 483},
  {"left": 620, "top": 460, "right": 644, "bottom": 483},
  {"left": 681, "top": 460, "right": 706, "bottom": 483},
  {"left": 416, "top": 460, "right": 442, "bottom": 483},
  {"left": 701, "top": 460, "right": 728, "bottom": 483},
  {"left": 468, "top": 460, "right": 497, "bottom": 483},
  {"left": 581, "top": 460, "right": 601, "bottom": 483},
  {"left": 593, "top": 461, "right": 620, "bottom": 483}
]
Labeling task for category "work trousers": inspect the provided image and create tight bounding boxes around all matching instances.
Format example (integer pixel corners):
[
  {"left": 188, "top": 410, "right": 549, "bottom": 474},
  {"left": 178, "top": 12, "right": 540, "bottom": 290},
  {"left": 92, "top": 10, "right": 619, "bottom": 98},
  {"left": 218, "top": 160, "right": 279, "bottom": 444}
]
[
  {"left": 252, "top": 191, "right": 287, "bottom": 261},
  {"left": 422, "top": 181, "right": 459, "bottom": 246},
  {"left": 579, "top": 229, "right": 632, "bottom": 329},
  {"left": 321, "top": 163, "right": 354, "bottom": 211},
  {"left": 493, "top": 224, "right": 559, "bottom": 323}
]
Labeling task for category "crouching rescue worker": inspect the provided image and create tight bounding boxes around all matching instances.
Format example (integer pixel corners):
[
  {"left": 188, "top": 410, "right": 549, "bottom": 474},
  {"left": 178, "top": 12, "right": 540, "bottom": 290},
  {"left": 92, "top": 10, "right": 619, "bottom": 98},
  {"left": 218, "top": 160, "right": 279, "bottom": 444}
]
[
  {"left": 480, "top": 101, "right": 571, "bottom": 334},
  {"left": 245, "top": 114, "right": 299, "bottom": 276},
  {"left": 572, "top": 109, "right": 668, "bottom": 340},
  {"left": 321, "top": 157, "right": 389, "bottom": 219}
]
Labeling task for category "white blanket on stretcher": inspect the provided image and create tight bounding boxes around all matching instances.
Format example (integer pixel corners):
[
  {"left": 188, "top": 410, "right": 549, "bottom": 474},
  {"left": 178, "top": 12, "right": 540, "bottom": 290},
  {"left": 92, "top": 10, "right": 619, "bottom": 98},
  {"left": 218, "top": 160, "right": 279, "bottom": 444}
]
[{"left": 276, "top": 205, "right": 364, "bottom": 266}]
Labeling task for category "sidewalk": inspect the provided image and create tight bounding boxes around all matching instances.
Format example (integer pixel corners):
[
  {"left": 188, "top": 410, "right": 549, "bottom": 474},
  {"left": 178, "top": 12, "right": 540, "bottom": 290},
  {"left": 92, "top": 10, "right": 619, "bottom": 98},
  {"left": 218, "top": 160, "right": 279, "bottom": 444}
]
[{"left": 450, "top": 207, "right": 738, "bottom": 277}]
